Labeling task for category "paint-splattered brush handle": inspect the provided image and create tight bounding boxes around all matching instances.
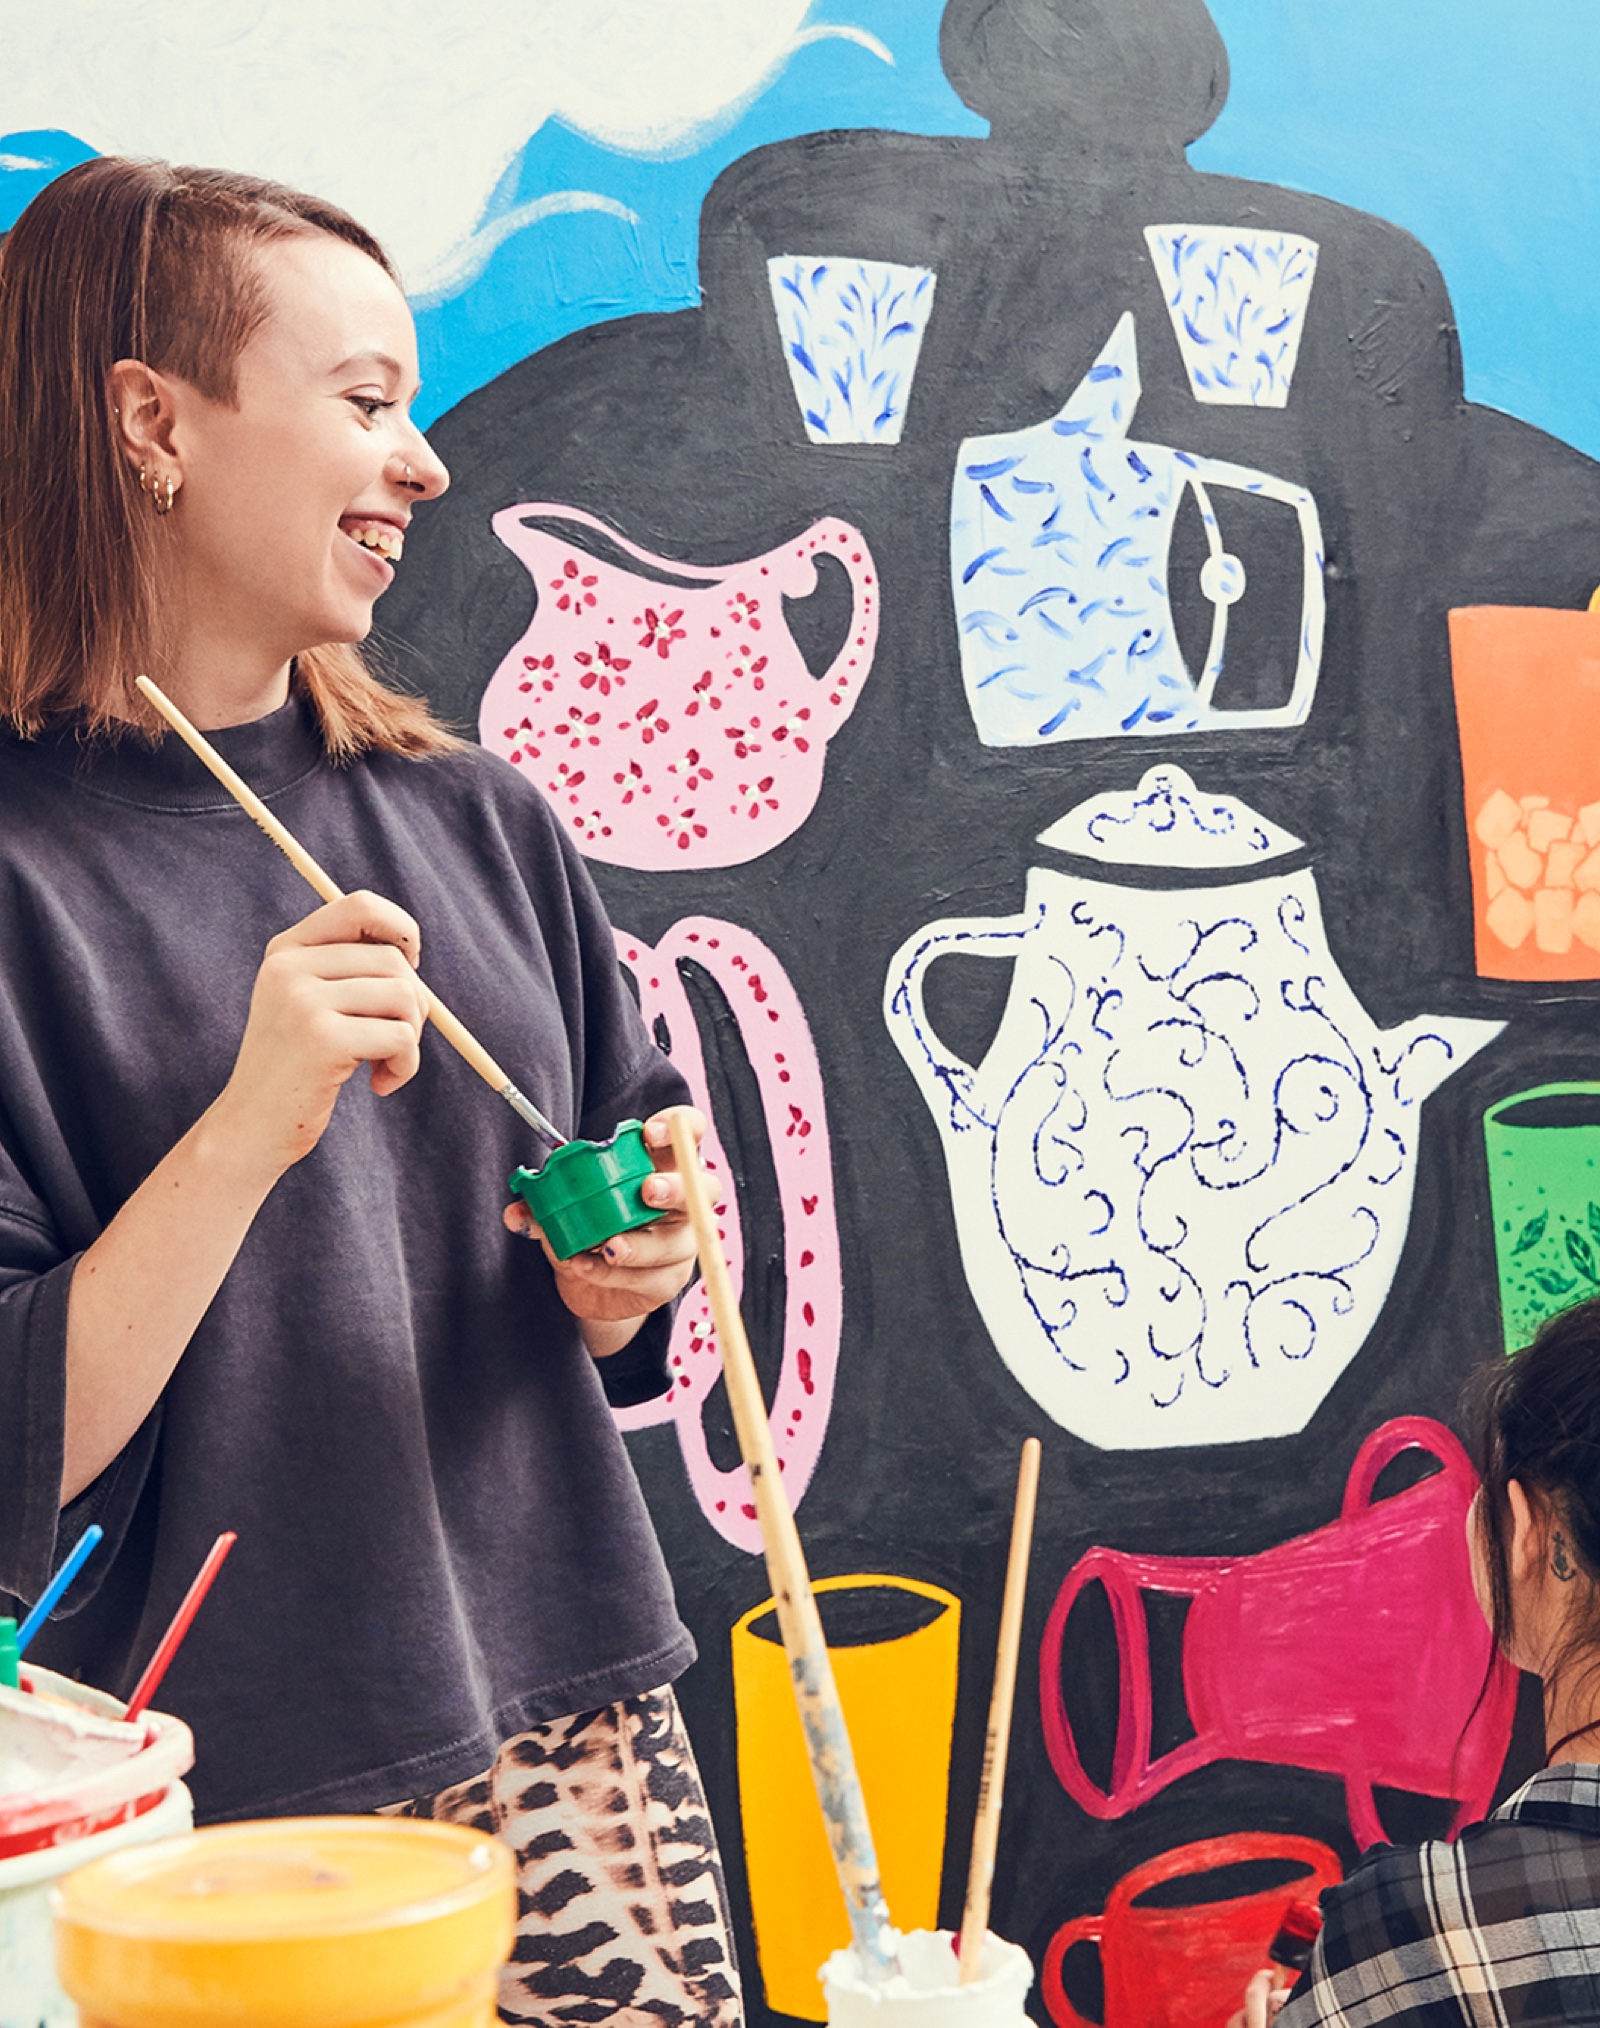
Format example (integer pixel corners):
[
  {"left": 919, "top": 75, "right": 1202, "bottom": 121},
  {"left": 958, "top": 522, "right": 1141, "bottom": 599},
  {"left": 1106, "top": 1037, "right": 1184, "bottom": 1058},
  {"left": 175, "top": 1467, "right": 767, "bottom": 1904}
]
[{"left": 666, "top": 1108, "right": 897, "bottom": 1984}]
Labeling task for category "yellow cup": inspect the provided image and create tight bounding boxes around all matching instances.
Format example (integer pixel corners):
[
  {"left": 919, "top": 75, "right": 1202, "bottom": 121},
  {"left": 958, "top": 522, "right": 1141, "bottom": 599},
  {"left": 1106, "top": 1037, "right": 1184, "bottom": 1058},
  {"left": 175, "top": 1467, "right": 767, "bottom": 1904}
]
[
  {"left": 52, "top": 1816, "right": 516, "bottom": 2028},
  {"left": 733, "top": 1574, "right": 961, "bottom": 2021}
]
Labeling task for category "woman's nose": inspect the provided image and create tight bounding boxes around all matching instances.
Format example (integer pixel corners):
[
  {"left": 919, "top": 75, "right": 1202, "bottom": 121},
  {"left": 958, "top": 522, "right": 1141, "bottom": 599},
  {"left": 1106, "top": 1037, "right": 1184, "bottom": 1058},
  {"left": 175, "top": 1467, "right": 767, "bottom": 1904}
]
[{"left": 393, "top": 432, "right": 450, "bottom": 501}]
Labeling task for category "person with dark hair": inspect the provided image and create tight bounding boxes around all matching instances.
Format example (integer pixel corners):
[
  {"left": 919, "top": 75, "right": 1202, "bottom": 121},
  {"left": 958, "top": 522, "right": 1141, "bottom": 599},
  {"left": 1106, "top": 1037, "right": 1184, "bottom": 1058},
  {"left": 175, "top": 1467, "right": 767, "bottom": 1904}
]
[
  {"left": 1234, "top": 1300, "right": 1600, "bottom": 2027},
  {"left": 0, "top": 157, "right": 742, "bottom": 2024}
]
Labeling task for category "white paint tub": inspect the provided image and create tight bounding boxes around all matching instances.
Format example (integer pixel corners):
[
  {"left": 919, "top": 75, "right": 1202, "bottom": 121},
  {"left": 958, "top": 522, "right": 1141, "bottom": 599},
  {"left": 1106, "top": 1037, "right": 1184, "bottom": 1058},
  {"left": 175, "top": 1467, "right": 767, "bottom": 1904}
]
[
  {"left": 823, "top": 1929, "right": 1035, "bottom": 2026},
  {"left": 0, "top": 1665, "right": 196, "bottom": 2028},
  {"left": 0, "top": 1778, "right": 194, "bottom": 2028}
]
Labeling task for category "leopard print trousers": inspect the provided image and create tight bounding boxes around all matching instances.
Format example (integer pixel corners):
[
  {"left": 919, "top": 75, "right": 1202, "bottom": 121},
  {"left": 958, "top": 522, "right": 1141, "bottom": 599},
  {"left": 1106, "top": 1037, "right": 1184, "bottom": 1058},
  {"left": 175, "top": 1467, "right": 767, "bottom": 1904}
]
[{"left": 380, "top": 1686, "right": 743, "bottom": 2027}]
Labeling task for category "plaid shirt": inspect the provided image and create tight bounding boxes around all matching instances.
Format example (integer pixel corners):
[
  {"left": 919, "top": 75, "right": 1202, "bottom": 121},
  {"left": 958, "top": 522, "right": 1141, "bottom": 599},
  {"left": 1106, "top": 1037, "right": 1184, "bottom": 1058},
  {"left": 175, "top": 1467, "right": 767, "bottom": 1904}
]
[{"left": 1280, "top": 1765, "right": 1600, "bottom": 2026}]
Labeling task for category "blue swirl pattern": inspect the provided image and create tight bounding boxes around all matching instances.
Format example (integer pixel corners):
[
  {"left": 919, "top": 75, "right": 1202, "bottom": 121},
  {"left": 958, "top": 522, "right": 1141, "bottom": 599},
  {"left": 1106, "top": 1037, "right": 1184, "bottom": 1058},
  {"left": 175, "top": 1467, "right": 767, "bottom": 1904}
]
[{"left": 886, "top": 864, "right": 1502, "bottom": 1448}]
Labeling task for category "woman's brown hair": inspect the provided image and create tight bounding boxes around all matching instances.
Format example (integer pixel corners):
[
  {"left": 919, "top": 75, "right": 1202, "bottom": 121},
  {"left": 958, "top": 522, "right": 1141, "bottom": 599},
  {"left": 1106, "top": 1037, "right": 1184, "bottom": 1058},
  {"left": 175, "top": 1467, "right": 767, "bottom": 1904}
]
[
  {"left": 1469, "top": 1297, "right": 1600, "bottom": 1755},
  {"left": 0, "top": 156, "right": 458, "bottom": 758}
]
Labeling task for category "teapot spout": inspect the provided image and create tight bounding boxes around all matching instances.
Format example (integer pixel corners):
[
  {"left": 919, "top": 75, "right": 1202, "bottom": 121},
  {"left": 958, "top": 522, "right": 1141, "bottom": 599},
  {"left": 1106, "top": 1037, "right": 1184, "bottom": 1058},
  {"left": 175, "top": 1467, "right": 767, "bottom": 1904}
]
[
  {"left": 1051, "top": 311, "right": 1140, "bottom": 439},
  {"left": 1380, "top": 1012, "right": 1503, "bottom": 1108}
]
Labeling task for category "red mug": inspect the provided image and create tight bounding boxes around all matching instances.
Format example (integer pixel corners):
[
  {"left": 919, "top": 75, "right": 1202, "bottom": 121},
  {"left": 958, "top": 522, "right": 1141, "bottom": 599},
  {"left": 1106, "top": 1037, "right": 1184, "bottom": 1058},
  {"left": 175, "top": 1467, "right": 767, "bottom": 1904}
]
[{"left": 1042, "top": 1833, "right": 1342, "bottom": 2028}]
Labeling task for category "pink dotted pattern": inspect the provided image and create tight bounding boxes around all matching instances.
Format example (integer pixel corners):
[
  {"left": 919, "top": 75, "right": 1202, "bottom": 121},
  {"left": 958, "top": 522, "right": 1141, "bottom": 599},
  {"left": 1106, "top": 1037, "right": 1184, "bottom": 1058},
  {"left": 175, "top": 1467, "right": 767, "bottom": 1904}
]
[
  {"left": 610, "top": 917, "right": 842, "bottom": 1555},
  {"left": 481, "top": 505, "right": 879, "bottom": 870}
]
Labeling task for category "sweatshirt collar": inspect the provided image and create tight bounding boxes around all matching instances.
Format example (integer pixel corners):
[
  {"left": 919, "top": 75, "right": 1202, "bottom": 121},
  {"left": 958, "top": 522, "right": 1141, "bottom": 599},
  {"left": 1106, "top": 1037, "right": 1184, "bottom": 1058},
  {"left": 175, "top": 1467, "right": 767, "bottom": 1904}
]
[{"left": 16, "top": 690, "right": 326, "bottom": 811}]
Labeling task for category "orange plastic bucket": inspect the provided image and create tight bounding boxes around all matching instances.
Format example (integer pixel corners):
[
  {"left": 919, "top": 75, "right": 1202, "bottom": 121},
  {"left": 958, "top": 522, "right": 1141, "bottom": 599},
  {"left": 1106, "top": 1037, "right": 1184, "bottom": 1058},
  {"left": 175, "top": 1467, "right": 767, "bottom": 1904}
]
[{"left": 52, "top": 1816, "right": 515, "bottom": 2028}]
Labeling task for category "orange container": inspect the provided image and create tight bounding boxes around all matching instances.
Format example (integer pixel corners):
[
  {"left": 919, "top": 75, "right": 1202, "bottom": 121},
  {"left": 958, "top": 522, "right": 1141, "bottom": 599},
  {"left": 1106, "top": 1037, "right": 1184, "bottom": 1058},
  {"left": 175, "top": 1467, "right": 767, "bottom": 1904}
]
[
  {"left": 52, "top": 1816, "right": 515, "bottom": 2028},
  {"left": 1449, "top": 605, "right": 1600, "bottom": 981}
]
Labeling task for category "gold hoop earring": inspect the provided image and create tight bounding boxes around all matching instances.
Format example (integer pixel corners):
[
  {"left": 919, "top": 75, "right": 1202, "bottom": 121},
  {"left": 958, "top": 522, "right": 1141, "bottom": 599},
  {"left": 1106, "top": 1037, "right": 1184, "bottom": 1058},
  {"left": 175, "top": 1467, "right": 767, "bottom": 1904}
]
[{"left": 138, "top": 465, "right": 177, "bottom": 516}]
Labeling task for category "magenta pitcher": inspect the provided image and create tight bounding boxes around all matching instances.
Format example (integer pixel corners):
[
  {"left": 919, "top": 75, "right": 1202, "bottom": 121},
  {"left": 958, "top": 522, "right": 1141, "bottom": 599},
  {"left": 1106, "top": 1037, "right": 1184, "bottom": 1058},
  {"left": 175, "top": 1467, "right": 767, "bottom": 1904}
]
[
  {"left": 1040, "top": 1418, "right": 1517, "bottom": 1849},
  {"left": 481, "top": 505, "right": 879, "bottom": 870}
]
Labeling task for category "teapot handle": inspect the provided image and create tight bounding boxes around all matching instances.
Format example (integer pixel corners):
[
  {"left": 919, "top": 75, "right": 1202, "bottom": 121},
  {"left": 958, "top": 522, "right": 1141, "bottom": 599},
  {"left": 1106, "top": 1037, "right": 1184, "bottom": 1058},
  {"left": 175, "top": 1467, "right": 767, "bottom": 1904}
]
[
  {"left": 1180, "top": 456, "right": 1325, "bottom": 730},
  {"left": 883, "top": 912, "right": 1031, "bottom": 1130},
  {"left": 787, "top": 519, "right": 880, "bottom": 735},
  {"left": 610, "top": 926, "right": 746, "bottom": 1442}
]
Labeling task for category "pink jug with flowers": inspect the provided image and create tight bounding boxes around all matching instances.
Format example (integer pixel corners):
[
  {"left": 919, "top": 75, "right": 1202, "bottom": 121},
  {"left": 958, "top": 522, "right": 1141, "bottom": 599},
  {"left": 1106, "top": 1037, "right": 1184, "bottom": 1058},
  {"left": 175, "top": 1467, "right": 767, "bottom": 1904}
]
[{"left": 481, "top": 505, "right": 879, "bottom": 869}]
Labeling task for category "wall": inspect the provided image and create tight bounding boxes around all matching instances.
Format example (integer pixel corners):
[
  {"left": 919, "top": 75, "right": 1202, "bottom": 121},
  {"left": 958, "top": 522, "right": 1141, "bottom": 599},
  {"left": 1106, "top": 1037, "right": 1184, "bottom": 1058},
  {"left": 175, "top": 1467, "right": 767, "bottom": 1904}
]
[{"left": 10, "top": 2, "right": 1600, "bottom": 2019}]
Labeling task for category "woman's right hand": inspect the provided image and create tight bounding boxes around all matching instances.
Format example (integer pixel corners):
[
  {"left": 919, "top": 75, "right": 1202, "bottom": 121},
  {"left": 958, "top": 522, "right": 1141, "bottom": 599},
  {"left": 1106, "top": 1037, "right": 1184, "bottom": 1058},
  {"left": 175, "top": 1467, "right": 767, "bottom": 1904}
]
[
  {"left": 212, "top": 891, "right": 429, "bottom": 1180},
  {"left": 1227, "top": 1969, "right": 1290, "bottom": 2028}
]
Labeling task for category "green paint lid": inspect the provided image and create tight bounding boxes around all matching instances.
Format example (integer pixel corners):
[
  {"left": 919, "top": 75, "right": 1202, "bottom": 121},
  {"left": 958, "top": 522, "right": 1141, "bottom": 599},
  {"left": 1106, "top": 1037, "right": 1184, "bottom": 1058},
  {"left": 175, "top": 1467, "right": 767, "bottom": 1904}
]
[{"left": 508, "top": 1119, "right": 663, "bottom": 1260}]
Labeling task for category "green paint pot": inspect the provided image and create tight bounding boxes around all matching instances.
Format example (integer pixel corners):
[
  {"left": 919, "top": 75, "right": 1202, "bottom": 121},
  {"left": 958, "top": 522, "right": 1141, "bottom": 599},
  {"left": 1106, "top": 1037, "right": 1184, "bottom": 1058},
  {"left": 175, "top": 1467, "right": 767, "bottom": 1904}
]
[
  {"left": 508, "top": 1120, "right": 663, "bottom": 1260},
  {"left": 1484, "top": 1082, "right": 1600, "bottom": 1353}
]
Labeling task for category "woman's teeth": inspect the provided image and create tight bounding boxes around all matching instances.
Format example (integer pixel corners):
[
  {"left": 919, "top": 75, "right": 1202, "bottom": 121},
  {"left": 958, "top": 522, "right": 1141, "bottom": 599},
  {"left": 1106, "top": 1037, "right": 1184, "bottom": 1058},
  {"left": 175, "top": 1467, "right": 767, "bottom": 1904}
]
[{"left": 345, "top": 523, "right": 403, "bottom": 562}]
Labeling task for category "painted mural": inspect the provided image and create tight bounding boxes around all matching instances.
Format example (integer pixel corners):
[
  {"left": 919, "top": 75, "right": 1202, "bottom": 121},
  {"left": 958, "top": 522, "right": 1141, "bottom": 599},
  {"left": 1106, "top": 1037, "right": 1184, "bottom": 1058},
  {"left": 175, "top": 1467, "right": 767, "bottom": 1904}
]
[{"left": 16, "top": 0, "right": 1600, "bottom": 2019}]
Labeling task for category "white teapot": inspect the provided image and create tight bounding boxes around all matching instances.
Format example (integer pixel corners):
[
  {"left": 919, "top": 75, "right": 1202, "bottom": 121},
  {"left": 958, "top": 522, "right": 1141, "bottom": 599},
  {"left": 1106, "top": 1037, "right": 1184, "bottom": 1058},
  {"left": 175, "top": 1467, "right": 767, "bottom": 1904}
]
[{"left": 884, "top": 768, "right": 1502, "bottom": 1449}]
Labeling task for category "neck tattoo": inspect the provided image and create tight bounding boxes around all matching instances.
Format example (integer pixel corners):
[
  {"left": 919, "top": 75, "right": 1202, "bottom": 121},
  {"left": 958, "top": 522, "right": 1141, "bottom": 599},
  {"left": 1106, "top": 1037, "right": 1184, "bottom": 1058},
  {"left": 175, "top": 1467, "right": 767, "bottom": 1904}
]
[{"left": 1553, "top": 1531, "right": 1579, "bottom": 1583}]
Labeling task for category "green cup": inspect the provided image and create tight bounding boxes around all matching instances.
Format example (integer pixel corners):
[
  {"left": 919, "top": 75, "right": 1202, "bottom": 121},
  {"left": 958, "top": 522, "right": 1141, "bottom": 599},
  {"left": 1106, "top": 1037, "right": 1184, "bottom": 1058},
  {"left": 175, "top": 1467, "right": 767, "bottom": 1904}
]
[
  {"left": 508, "top": 1119, "right": 664, "bottom": 1260},
  {"left": 1484, "top": 1082, "right": 1600, "bottom": 1353}
]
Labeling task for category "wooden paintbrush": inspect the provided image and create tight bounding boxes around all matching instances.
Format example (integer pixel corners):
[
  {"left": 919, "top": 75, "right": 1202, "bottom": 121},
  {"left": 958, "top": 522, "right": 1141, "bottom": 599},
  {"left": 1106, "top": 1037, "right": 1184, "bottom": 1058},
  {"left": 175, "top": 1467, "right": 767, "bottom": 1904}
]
[
  {"left": 135, "top": 675, "right": 566, "bottom": 1146},
  {"left": 667, "top": 1107, "right": 897, "bottom": 1986},
  {"left": 958, "top": 1436, "right": 1041, "bottom": 1982}
]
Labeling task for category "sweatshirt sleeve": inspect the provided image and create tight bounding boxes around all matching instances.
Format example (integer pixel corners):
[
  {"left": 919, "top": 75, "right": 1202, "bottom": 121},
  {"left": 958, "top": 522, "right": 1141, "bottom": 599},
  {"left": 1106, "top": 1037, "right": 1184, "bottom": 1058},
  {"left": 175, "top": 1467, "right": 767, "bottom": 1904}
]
[
  {"left": 0, "top": 1178, "right": 161, "bottom": 1613},
  {"left": 547, "top": 819, "right": 693, "bottom": 1142},
  {"left": 544, "top": 816, "right": 693, "bottom": 1407}
]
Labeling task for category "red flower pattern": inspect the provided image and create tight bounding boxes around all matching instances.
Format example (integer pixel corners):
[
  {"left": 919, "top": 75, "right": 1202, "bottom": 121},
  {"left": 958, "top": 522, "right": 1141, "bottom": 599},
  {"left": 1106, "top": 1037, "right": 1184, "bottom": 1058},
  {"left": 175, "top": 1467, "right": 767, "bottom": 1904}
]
[{"left": 637, "top": 607, "right": 686, "bottom": 658}]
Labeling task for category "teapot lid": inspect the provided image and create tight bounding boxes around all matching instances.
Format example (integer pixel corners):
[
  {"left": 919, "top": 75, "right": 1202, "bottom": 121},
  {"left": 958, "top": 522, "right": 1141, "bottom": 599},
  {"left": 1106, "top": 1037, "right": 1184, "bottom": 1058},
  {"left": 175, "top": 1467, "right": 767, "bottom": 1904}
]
[{"left": 1037, "top": 765, "right": 1301, "bottom": 868}]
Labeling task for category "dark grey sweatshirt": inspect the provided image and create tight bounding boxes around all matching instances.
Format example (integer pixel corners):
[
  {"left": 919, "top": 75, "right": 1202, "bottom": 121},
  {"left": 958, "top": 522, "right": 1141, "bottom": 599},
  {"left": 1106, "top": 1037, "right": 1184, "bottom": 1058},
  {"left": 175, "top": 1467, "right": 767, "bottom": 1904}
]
[{"left": 0, "top": 694, "right": 694, "bottom": 1820}]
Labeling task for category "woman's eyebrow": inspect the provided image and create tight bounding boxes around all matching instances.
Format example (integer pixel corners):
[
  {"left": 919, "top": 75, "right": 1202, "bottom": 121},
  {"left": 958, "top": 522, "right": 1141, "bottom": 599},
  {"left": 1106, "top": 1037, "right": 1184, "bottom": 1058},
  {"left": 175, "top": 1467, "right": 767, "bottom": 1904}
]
[
  {"left": 327, "top": 349, "right": 423, "bottom": 401},
  {"left": 328, "top": 349, "right": 404, "bottom": 380}
]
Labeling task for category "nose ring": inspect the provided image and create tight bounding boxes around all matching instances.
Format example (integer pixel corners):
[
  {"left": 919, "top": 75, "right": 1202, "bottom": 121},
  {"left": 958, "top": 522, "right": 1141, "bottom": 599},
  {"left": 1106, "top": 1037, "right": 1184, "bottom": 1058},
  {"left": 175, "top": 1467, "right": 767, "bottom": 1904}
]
[{"left": 403, "top": 462, "right": 413, "bottom": 483}]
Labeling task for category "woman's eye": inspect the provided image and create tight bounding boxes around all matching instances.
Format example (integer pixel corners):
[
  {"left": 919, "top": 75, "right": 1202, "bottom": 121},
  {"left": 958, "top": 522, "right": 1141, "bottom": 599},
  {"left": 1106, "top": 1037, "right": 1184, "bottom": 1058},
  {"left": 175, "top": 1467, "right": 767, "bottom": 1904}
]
[{"left": 348, "top": 396, "right": 394, "bottom": 423}]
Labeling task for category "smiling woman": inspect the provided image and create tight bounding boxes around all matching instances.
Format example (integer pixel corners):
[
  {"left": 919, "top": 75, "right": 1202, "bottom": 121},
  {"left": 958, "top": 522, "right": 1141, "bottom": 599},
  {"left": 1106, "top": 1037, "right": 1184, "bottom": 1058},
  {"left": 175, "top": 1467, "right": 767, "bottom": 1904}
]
[
  {"left": 0, "top": 160, "right": 456, "bottom": 755},
  {"left": 0, "top": 159, "right": 740, "bottom": 2026}
]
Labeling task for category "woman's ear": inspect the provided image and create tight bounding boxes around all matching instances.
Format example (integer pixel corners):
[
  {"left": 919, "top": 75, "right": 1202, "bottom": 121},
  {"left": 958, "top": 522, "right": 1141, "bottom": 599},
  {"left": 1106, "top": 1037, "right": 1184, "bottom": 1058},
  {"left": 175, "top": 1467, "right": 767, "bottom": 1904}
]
[
  {"left": 1506, "top": 1478, "right": 1547, "bottom": 1590},
  {"left": 108, "top": 358, "right": 180, "bottom": 473}
]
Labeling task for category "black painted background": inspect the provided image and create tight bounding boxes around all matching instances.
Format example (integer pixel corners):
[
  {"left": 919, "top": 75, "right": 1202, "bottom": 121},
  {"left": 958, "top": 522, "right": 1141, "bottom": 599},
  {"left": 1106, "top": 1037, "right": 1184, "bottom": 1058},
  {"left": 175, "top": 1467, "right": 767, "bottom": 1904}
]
[{"left": 380, "top": 2, "right": 1600, "bottom": 2017}]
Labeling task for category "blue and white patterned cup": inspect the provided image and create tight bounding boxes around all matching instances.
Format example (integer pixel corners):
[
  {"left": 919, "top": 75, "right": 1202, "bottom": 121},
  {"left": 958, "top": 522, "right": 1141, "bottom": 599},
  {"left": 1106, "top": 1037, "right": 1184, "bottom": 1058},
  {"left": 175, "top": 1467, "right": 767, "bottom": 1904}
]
[{"left": 768, "top": 255, "right": 936, "bottom": 446}]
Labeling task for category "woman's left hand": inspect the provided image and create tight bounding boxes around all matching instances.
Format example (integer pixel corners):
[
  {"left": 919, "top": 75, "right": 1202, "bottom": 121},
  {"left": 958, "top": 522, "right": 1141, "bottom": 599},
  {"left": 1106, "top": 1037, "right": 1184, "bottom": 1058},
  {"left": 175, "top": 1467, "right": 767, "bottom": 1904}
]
[
  {"left": 503, "top": 1106, "right": 706, "bottom": 1325},
  {"left": 1227, "top": 1970, "right": 1289, "bottom": 2028}
]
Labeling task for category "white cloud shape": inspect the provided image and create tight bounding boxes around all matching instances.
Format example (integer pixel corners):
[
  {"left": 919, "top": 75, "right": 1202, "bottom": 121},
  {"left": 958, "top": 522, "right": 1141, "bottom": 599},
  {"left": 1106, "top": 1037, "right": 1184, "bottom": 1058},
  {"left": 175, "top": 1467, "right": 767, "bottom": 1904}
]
[
  {"left": 411, "top": 191, "right": 642, "bottom": 306},
  {"left": 0, "top": 0, "right": 838, "bottom": 289}
]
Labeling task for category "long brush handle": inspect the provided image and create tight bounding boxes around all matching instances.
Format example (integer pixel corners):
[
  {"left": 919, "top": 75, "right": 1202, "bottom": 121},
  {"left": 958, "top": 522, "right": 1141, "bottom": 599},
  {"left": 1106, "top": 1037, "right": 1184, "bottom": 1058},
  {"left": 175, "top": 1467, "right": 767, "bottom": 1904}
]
[
  {"left": 135, "top": 676, "right": 564, "bottom": 1144},
  {"left": 957, "top": 1437, "right": 1041, "bottom": 1982},
  {"left": 666, "top": 1109, "right": 895, "bottom": 1984}
]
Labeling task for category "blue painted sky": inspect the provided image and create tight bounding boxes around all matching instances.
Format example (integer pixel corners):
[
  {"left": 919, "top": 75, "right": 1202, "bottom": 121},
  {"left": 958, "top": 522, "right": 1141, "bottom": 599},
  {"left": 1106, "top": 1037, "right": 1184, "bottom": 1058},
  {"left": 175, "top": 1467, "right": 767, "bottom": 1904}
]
[
  {"left": 5, "top": 2, "right": 1599, "bottom": 454},
  {"left": 1195, "top": 0, "right": 1600, "bottom": 461}
]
